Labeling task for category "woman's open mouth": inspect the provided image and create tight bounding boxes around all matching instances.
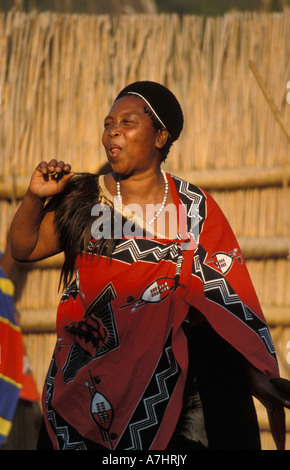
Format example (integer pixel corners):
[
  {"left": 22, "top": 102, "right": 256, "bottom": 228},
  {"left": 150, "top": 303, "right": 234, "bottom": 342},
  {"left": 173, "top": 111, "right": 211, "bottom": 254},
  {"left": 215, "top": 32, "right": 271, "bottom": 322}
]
[{"left": 108, "top": 145, "right": 122, "bottom": 158}]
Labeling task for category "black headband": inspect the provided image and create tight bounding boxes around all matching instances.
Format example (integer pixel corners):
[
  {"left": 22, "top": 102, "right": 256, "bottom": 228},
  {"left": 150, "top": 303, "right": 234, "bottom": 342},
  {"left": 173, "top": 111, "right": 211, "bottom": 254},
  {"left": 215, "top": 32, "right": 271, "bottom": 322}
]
[{"left": 114, "top": 81, "right": 184, "bottom": 142}]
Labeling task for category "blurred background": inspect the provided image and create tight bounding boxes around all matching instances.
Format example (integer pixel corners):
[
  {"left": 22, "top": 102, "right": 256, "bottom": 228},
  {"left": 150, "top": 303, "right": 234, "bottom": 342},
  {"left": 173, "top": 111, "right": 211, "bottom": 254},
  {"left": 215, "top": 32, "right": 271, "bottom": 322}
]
[
  {"left": 0, "top": 0, "right": 289, "bottom": 14},
  {"left": 0, "top": 0, "right": 289, "bottom": 450}
]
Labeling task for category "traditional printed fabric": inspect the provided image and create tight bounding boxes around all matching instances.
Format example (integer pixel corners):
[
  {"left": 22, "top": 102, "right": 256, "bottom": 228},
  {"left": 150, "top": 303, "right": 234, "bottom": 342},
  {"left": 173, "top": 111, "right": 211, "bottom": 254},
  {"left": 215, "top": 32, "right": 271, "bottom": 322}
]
[
  {"left": 42, "top": 174, "right": 279, "bottom": 450},
  {"left": 0, "top": 266, "right": 23, "bottom": 448}
]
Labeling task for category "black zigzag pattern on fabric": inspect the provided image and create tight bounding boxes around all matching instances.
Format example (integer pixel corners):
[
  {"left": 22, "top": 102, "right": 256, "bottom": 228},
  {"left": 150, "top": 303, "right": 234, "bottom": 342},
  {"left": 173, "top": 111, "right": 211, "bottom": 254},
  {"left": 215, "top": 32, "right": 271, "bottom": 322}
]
[
  {"left": 194, "top": 245, "right": 276, "bottom": 358},
  {"left": 116, "top": 330, "right": 180, "bottom": 450},
  {"left": 111, "top": 237, "right": 180, "bottom": 265},
  {"left": 170, "top": 174, "right": 206, "bottom": 240}
]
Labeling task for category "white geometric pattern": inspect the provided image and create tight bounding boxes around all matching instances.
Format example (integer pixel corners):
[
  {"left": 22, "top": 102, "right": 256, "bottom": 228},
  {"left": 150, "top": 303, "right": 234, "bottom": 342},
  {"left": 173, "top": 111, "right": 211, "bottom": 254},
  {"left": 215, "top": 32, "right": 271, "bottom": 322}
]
[
  {"left": 113, "top": 238, "right": 180, "bottom": 263},
  {"left": 124, "top": 346, "right": 179, "bottom": 450}
]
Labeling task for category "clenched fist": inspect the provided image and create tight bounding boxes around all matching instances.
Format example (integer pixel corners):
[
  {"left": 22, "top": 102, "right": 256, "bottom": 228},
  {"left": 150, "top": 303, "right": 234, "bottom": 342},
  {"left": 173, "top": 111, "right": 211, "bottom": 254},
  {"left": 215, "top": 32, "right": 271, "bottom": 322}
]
[{"left": 29, "top": 159, "right": 75, "bottom": 199}]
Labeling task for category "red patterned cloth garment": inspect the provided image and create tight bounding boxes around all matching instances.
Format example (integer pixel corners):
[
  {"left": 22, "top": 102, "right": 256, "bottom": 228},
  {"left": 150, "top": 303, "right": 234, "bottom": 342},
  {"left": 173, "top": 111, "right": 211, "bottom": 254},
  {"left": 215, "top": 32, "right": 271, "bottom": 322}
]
[{"left": 41, "top": 174, "right": 280, "bottom": 450}]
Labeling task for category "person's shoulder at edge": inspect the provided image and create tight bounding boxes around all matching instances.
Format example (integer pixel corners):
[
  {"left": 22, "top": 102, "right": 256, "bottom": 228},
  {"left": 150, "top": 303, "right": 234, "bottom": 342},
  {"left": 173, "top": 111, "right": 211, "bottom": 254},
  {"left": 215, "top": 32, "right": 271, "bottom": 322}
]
[{"left": 166, "top": 172, "right": 208, "bottom": 200}]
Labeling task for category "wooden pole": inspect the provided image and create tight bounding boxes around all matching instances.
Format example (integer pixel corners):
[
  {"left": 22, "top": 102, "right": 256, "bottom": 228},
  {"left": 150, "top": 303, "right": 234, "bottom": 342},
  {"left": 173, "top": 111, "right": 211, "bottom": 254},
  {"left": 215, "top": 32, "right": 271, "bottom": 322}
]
[
  {"left": 249, "top": 60, "right": 290, "bottom": 144},
  {"left": 1, "top": 165, "right": 289, "bottom": 199}
]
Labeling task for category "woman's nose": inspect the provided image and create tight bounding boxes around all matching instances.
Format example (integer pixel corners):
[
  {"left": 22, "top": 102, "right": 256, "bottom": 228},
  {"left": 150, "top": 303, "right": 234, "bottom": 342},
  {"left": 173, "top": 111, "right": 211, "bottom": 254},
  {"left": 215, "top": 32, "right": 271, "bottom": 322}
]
[{"left": 108, "top": 125, "right": 121, "bottom": 137}]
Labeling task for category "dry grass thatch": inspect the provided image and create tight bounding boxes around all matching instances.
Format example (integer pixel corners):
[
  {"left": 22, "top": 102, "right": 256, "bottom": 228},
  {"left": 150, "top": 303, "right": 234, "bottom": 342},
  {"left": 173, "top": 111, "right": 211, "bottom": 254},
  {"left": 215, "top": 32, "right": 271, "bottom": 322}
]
[{"left": 0, "top": 10, "right": 289, "bottom": 449}]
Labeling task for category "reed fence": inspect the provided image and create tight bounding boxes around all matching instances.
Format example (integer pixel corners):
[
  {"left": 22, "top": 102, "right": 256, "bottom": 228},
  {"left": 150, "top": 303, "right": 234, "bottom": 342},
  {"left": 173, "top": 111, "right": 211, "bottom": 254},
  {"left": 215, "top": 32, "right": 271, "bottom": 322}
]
[{"left": 0, "top": 9, "right": 289, "bottom": 450}]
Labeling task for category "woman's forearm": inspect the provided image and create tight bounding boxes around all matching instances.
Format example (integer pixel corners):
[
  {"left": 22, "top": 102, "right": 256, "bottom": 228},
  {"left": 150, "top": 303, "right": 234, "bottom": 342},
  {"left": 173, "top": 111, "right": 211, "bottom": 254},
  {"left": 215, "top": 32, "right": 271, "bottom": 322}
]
[
  {"left": 10, "top": 160, "right": 74, "bottom": 261},
  {"left": 10, "top": 189, "right": 47, "bottom": 260}
]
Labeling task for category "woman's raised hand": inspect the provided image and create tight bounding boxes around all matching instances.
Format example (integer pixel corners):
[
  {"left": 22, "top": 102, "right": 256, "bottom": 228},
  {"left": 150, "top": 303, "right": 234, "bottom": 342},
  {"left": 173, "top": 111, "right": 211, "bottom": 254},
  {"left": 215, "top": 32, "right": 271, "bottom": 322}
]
[{"left": 29, "top": 159, "right": 75, "bottom": 199}]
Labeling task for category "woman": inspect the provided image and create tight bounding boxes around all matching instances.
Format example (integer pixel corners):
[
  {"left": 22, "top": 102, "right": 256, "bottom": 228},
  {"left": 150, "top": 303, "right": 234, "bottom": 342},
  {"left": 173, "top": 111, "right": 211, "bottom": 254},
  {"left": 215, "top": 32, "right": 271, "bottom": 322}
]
[{"left": 10, "top": 81, "right": 290, "bottom": 450}]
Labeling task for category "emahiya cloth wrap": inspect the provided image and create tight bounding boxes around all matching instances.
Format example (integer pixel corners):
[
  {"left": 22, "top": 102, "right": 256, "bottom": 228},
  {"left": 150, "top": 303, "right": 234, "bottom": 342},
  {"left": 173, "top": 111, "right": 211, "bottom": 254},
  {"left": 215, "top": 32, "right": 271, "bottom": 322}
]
[{"left": 115, "top": 81, "right": 184, "bottom": 142}]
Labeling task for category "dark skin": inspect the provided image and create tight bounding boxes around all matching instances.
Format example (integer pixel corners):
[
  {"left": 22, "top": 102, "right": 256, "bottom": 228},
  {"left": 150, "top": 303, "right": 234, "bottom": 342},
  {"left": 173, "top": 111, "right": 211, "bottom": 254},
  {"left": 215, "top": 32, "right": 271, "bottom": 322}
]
[
  {"left": 102, "top": 96, "right": 177, "bottom": 237},
  {"left": 10, "top": 97, "right": 176, "bottom": 257},
  {"left": 9, "top": 95, "right": 290, "bottom": 449},
  {"left": 9, "top": 159, "right": 73, "bottom": 262}
]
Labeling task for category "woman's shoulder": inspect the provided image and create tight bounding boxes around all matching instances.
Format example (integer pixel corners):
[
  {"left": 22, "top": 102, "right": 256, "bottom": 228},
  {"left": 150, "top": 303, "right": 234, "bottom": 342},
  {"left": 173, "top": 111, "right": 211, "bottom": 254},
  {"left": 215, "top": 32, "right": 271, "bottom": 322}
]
[
  {"left": 167, "top": 173, "right": 207, "bottom": 200},
  {"left": 168, "top": 172, "right": 225, "bottom": 219}
]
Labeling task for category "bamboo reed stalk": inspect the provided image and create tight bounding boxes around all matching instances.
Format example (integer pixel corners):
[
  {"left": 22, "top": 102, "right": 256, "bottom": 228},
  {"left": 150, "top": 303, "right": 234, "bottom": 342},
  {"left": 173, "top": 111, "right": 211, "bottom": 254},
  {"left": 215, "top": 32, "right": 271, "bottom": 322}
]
[
  {"left": 6, "top": 11, "right": 289, "bottom": 176},
  {"left": 18, "top": 305, "right": 290, "bottom": 333},
  {"left": 12, "top": 236, "right": 289, "bottom": 271},
  {"left": 249, "top": 60, "right": 290, "bottom": 144}
]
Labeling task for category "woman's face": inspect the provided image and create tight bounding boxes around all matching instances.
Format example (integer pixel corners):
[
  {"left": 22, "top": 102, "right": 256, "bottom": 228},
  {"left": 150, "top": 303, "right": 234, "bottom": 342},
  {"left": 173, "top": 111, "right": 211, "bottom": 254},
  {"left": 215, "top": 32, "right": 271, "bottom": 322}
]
[{"left": 102, "top": 95, "right": 164, "bottom": 176}]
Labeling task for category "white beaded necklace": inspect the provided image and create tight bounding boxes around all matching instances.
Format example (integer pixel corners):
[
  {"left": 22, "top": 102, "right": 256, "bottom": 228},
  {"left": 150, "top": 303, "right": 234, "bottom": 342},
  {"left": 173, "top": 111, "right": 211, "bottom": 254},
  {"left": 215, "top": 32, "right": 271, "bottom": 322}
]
[{"left": 116, "top": 170, "right": 169, "bottom": 226}]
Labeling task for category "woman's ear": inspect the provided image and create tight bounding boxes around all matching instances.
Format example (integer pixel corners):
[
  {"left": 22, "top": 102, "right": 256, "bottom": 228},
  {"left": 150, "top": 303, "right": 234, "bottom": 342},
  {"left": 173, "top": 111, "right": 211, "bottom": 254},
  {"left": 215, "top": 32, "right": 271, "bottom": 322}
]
[{"left": 155, "top": 128, "right": 169, "bottom": 150}]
